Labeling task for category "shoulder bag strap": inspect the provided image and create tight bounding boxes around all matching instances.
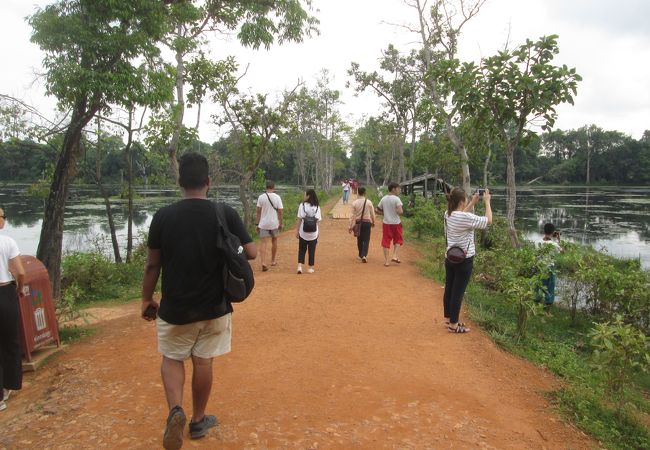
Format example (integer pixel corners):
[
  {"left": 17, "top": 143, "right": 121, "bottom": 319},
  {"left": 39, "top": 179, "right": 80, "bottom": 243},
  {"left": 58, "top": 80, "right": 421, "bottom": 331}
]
[
  {"left": 265, "top": 192, "right": 278, "bottom": 211},
  {"left": 445, "top": 213, "right": 472, "bottom": 253}
]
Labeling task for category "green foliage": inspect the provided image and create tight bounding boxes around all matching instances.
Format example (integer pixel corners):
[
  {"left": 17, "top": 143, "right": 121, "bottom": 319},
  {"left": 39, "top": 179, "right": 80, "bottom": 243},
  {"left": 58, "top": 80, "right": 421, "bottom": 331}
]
[
  {"left": 29, "top": 0, "right": 170, "bottom": 110},
  {"left": 61, "top": 251, "right": 145, "bottom": 303},
  {"left": 409, "top": 197, "right": 445, "bottom": 239},
  {"left": 58, "top": 325, "right": 95, "bottom": 344},
  {"left": 589, "top": 316, "right": 650, "bottom": 411},
  {"left": 553, "top": 387, "right": 650, "bottom": 450}
]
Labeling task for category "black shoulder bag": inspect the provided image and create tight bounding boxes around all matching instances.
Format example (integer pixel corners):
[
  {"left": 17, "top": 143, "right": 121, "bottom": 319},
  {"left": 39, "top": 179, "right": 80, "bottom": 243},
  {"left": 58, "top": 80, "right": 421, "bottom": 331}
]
[
  {"left": 214, "top": 203, "right": 255, "bottom": 302},
  {"left": 352, "top": 200, "right": 367, "bottom": 237},
  {"left": 444, "top": 215, "right": 470, "bottom": 264}
]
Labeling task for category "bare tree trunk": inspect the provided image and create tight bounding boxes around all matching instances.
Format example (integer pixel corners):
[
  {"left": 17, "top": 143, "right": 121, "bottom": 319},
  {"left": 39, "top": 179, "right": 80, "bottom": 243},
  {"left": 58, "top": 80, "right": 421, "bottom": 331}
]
[
  {"left": 167, "top": 28, "right": 185, "bottom": 181},
  {"left": 365, "top": 148, "right": 372, "bottom": 185},
  {"left": 505, "top": 144, "right": 520, "bottom": 247},
  {"left": 445, "top": 117, "right": 471, "bottom": 193},
  {"left": 99, "top": 183, "right": 122, "bottom": 263},
  {"left": 409, "top": 116, "right": 417, "bottom": 180},
  {"left": 37, "top": 101, "right": 100, "bottom": 298},
  {"left": 125, "top": 144, "right": 134, "bottom": 263},
  {"left": 398, "top": 137, "right": 406, "bottom": 182},
  {"left": 586, "top": 142, "right": 591, "bottom": 185},
  {"left": 239, "top": 177, "right": 253, "bottom": 228},
  {"left": 95, "top": 118, "right": 122, "bottom": 264},
  {"left": 483, "top": 145, "right": 492, "bottom": 188}
]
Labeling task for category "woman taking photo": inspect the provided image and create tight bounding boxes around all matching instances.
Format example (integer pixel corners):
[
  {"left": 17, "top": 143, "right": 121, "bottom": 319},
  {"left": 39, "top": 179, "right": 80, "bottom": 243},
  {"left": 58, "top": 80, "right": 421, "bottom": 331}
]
[
  {"left": 348, "top": 186, "right": 375, "bottom": 263},
  {"left": 443, "top": 188, "right": 492, "bottom": 333},
  {"left": 296, "top": 189, "right": 322, "bottom": 274},
  {"left": 0, "top": 207, "right": 25, "bottom": 412}
]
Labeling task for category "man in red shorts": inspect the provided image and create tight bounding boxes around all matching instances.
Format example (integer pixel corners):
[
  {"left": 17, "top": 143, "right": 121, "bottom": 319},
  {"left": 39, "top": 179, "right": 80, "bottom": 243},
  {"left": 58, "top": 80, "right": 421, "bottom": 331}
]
[{"left": 376, "top": 182, "right": 404, "bottom": 266}]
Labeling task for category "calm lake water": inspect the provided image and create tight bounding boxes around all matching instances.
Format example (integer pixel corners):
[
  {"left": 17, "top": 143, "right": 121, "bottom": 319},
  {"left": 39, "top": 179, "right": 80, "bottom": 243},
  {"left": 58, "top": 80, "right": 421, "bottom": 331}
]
[{"left": 1, "top": 184, "right": 649, "bottom": 268}]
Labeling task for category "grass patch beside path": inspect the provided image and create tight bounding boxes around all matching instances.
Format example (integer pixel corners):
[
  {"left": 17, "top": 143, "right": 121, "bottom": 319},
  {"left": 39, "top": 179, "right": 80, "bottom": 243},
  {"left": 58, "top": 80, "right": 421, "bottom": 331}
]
[{"left": 59, "top": 325, "right": 96, "bottom": 344}]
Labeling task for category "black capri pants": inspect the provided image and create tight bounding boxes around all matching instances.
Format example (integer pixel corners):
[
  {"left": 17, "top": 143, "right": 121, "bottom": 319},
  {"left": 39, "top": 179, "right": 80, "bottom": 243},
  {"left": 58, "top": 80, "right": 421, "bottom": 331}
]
[
  {"left": 443, "top": 256, "right": 474, "bottom": 324},
  {"left": 298, "top": 237, "right": 317, "bottom": 266}
]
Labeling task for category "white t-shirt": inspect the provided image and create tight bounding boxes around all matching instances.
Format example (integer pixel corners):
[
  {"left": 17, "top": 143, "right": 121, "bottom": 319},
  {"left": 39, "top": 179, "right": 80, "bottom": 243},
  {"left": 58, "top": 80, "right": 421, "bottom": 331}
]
[
  {"left": 0, "top": 234, "right": 20, "bottom": 283},
  {"left": 444, "top": 211, "right": 488, "bottom": 258},
  {"left": 536, "top": 238, "right": 562, "bottom": 269},
  {"left": 297, "top": 202, "right": 322, "bottom": 241},
  {"left": 256, "top": 192, "right": 283, "bottom": 230},
  {"left": 378, "top": 194, "right": 403, "bottom": 225},
  {"left": 342, "top": 182, "right": 350, "bottom": 191}
]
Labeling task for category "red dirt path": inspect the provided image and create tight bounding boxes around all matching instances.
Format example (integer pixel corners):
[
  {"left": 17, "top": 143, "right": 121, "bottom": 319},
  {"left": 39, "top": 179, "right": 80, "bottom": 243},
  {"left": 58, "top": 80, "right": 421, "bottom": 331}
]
[{"left": 0, "top": 200, "right": 595, "bottom": 449}]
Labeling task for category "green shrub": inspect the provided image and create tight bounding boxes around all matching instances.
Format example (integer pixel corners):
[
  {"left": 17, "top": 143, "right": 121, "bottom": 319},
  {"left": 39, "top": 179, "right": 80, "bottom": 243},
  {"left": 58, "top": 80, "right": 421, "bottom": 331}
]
[
  {"left": 62, "top": 252, "right": 115, "bottom": 294},
  {"left": 589, "top": 315, "right": 650, "bottom": 412},
  {"left": 409, "top": 197, "right": 445, "bottom": 239},
  {"left": 61, "top": 251, "right": 145, "bottom": 303}
]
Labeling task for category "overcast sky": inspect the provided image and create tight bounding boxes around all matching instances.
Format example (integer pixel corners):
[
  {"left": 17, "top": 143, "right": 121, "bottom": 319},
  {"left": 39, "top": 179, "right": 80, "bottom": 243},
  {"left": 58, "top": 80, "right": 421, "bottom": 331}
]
[{"left": 2, "top": 0, "right": 649, "bottom": 143}]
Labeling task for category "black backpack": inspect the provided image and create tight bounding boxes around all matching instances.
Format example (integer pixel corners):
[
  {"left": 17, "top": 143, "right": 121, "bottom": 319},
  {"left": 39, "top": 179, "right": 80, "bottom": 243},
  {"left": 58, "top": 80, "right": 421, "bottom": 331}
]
[
  {"left": 302, "top": 203, "right": 318, "bottom": 233},
  {"left": 214, "top": 203, "right": 255, "bottom": 303}
]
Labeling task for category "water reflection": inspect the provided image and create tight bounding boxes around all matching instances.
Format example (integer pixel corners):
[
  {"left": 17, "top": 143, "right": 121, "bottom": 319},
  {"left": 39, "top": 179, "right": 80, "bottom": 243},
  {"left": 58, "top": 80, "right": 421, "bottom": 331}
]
[
  {"left": 0, "top": 184, "right": 246, "bottom": 257},
  {"left": 490, "top": 186, "right": 650, "bottom": 267},
  {"left": 2, "top": 184, "right": 649, "bottom": 268}
]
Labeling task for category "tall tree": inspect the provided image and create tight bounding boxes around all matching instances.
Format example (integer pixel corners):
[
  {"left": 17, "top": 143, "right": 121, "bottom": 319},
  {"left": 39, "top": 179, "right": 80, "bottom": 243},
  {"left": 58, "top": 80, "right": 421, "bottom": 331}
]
[
  {"left": 407, "top": 0, "right": 486, "bottom": 193},
  {"left": 449, "top": 35, "right": 581, "bottom": 246},
  {"left": 215, "top": 87, "right": 299, "bottom": 227},
  {"left": 29, "top": 0, "right": 170, "bottom": 298},
  {"left": 159, "top": 0, "right": 318, "bottom": 179},
  {"left": 348, "top": 45, "right": 421, "bottom": 183}
]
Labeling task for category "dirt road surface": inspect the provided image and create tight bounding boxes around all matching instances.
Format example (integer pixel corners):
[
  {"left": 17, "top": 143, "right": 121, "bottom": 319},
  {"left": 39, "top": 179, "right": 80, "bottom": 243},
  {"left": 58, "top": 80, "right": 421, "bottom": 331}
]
[{"left": 0, "top": 198, "right": 595, "bottom": 449}]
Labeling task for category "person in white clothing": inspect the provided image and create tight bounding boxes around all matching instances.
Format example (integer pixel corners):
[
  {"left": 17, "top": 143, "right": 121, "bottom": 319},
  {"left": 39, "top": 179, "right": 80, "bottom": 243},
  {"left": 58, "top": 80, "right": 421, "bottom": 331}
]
[
  {"left": 295, "top": 189, "right": 322, "bottom": 274},
  {"left": 256, "top": 181, "right": 284, "bottom": 271},
  {"left": 535, "top": 223, "right": 563, "bottom": 310},
  {"left": 0, "top": 207, "right": 26, "bottom": 413},
  {"left": 376, "top": 182, "right": 404, "bottom": 266},
  {"left": 341, "top": 180, "right": 351, "bottom": 204}
]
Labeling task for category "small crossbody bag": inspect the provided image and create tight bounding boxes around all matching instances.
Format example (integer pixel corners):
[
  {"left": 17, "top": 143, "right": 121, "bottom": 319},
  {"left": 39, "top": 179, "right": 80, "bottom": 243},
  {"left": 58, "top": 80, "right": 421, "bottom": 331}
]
[
  {"left": 352, "top": 200, "right": 367, "bottom": 237},
  {"left": 444, "top": 216, "right": 470, "bottom": 264}
]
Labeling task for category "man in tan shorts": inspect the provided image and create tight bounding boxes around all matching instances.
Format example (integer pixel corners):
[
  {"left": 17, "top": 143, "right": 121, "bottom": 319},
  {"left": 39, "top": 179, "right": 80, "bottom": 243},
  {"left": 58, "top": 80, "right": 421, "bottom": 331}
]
[{"left": 142, "top": 153, "right": 256, "bottom": 449}]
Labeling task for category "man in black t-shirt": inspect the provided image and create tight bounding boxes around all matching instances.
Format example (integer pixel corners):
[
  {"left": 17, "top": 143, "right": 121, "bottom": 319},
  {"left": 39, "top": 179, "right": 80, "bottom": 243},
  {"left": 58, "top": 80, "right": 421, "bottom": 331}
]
[{"left": 141, "top": 153, "right": 256, "bottom": 449}]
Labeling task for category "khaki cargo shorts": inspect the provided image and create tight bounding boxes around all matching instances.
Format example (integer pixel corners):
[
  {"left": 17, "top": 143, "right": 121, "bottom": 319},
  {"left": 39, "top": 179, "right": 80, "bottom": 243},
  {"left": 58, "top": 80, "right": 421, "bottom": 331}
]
[
  {"left": 156, "top": 313, "right": 232, "bottom": 361},
  {"left": 259, "top": 228, "right": 280, "bottom": 238}
]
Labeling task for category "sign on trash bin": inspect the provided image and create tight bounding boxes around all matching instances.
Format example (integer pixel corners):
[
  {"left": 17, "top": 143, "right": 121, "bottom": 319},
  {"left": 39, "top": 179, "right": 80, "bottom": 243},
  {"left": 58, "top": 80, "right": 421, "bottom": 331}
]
[{"left": 18, "top": 255, "right": 61, "bottom": 362}]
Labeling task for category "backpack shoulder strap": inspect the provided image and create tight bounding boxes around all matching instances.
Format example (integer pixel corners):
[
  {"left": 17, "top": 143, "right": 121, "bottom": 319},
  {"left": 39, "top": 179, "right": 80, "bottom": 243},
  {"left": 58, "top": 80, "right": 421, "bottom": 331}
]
[{"left": 214, "top": 202, "right": 230, "bottom": 233}]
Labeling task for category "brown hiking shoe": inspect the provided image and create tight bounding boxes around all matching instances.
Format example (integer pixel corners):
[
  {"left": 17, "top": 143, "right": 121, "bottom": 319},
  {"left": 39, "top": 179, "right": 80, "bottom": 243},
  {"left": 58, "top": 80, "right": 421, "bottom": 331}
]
[{"left": 163, "top": 405, "right": 186, "bottom": 450}]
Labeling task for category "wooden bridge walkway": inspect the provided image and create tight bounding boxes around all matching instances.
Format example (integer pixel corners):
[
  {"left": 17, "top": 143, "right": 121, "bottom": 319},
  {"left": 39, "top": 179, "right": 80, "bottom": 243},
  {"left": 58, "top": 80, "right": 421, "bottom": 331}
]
[{"left": 329, "top": 193, "right": 357, "bottom": 219}]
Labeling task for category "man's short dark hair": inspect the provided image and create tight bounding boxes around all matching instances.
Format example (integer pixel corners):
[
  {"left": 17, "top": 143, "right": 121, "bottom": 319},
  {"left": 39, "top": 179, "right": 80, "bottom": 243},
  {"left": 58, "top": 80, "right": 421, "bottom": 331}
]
[
  {"left": 388, "top": 182, "right": 400, "bottom": 192},
  {"left": 543, "top": 223, "right": 556, "bottom": 235},
  {"left": 178, "top": 153, "right": 209, "bottom": 189},
  {"left": 266, "top": 180, "right": 275, "bottom": 189},
  {"left": 358, "top": 186, "right": 366, "bottom": 196}
]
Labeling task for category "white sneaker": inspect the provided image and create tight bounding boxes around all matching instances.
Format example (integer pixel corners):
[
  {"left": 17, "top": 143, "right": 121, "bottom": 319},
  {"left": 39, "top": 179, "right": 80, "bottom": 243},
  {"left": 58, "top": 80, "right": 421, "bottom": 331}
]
[
  {"left": 297, "top": 266, "right": 302, "bottom": 274},
  {"left": 0, "top": 401, "right": 6, "bottom": 412},
  {"left": 307, "top": 268, "right": 315, "bottom": 274},
  {"left": 2, "top": 389, "right": 10, "bottom": 401}
]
